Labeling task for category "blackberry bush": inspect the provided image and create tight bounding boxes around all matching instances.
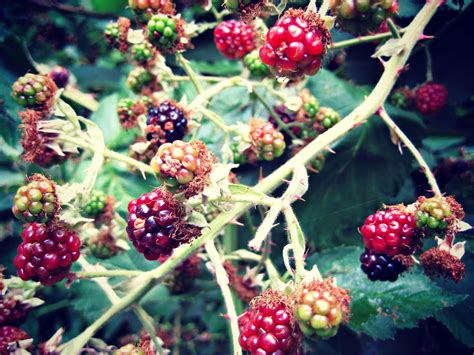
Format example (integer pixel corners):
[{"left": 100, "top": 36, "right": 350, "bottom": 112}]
[{"left": 14, "top": 223, "right": 81, "bottom": 286}]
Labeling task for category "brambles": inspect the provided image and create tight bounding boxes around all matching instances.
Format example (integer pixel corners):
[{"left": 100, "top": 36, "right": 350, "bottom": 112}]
[
  {"left": 249, "top": 118, "right": 286, "bottom": 161},
  {"left": 150, "top": 140, "right": 215, "bottom": 197},
  {"left": 360, "top": 249, "right": 406, "bottom": 281},
  {"left": 295, "top": 279, "right": 351, "bottom": 339},
  {"left": 244, "top": 50, "right": 270, "bottom": 77},
  {"left": 214, "top": 20, "right": 256, "bottom": 60},
  {"left": 145, "top": 100, "right": 189, "bottom": 146},
  {"left": 0, "top": 326, "right": 31, "bottom": 353},
  {"left": 12, "top": 73, "right": 57, "bottom": 109},
  {"left": 415, "top": 82, "right": 448, "bottom": 115},
  {"left": 12, "top": 175, "right": 58, "bottom": 224},
  {"left": 104, "top": 17, "right": 131, "bottom": 53},
  {"left": 126, "top": 187, "right": 201, "bottom": 260},
  {"left": 49, "top": 66, "right": 70, "bottom": 89},
  {"left": 259, "top": 9, "right": 330, "bottom": 79},
  {"left": 238, "top": 289, "right": 301, "bottom": 354},
  {"left": 128, "top": 0, "right": 175, "bottom": 24},
  {"left": 14, "top": 223, "right": 81, "bottom": 286},
  {"left": 330, "top": 0, "right": 399, "bottom": 35},
  {"left": 360, "top": 207, "right": 418, "bottom": 256},
  {"left": 147, "top": 14, "right": 189, "bottom": 53}
]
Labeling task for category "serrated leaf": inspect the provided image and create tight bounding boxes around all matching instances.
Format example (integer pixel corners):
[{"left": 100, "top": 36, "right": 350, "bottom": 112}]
[{"left": 307, "top": 246, "right": 466, "bottom": 339}]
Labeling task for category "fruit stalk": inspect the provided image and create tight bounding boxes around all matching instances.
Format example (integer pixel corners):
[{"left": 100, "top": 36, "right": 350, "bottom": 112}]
[{"left": 378, "top": 107, "right": 442, "bottom": 196}]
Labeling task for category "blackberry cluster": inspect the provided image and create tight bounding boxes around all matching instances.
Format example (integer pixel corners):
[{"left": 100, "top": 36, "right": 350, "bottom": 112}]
[
  {"left": 12, "top": 73, "right": 57, "bottom": 108},
  {"left": 259, "top": 9, "right": 330, "bottom": 78},
  {"left": 415, "top": 196, "right": 453, "bottom": 231},
  {"left": 49, "top": 66, "right": 70, "bottom": 89},
  {"left": 213, "top": 20, "right": 255, "bottom": 59},
  {"left": 14, "top": 223, "right": 81, "bottom": 286},
  {"left": 117, "top": 97, "right": 148, "bottom": 129},
  {"left": 295, "top": 280, "right": 351, "bottom": 339},
  {"left": 145, "top": 101, "right": 188, "bottom": 146},
  {"left": 249, "top": 118, "right": 286, "bottom": 161},
  {"left": 150, "top": 140, "right": 214, "bottom": 195},
  {"left": 131, "top": 42, "right": 156, "bottom": 65},
  {"left": 0, "top": 326, "right": 30, "bottom": 353},
  {"left": 360, "top": 208, "right": 418, "bottom": 256},
  {"left": 238, "top": 289, "right": 301, "bottom": 354},
  {"left": 415, "top": 82, "right": 448, "bottom": 115},
  {"left": 315, "top": 107, "right": 341, "bottom": 132},
  {"left": 127, "top": 67, "right": 153, "bottom": 94},
  {"left": 244, "top": 50, "right": 270, "bottom": 77},
  {"left": 147, "top": 14, "right": 180, "bottom": 51},
  {"left": 128, "top": 0, "right": 175, "bottom": 24},
  {"left": 360, "top": 249, "right": 406, "bottom": 282},
  {"left": 12, "top": 175, "right": 58, "bottom": 224},
  {"left": 330, "top": 0, "right": 399, "bottom": 35},
  {"left": 126, "top": 188, "right": 200, "bottom": 260},
  {"left": 84, "top": 190, "right": 107, "bottom": 217}
]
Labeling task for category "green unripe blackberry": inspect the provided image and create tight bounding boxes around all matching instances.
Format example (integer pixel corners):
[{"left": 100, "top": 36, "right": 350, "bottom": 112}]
[
  {"left": 147, "top": 14, "right": 179, "bottom": 51},
  {"left": 12, "top": 175, "right": 58, "bottom": 224},
  {"left": 104, "top": 22, "right": 120, "bottom": 42},
  {"left": 84, "top": 190, "right": 107, "bottom": 217},
  {"left": 391, "top": 87, "right": 415, "bottom": 110},
  {"left": 231, "top": 142, "right": 249, "bottom": 165},
  {"left": 243, "top": 50, "right": 269, "bottom": 77},
  {"left": 296, "top": 279, "right": 351, "bottom": 340},
  {"left": 104, "top": 17, "right": 131, "bottom": 53},
  {"left": 316, "top": 107, "right": 341, "bottom": 131},
  {"left": 127, "top": 67, "right": 153, "bottom": 93},
  {"left": 301, "top": 90, "right": 321, "bottom": 119},
  {"left": 117, "top": 97, "right": 148, "bottom": 129},
  {"left": 12, "top": 73, "right": 57, "bottom": 108},
  {"left": 131, "top": 42, "right": 156, "bottom": 65},
  {"left": 249, "top": 118, "right": 286, "bottom": 161},
  {"left": 415, "top": 196, "right": 453, "bottom": 231}
]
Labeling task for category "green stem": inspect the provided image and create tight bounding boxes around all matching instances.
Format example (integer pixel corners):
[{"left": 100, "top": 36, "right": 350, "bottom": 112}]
[
  {"left": 282, "top": 206, "right": 306, "bottom": 283},
  {"left": 378, "top": 108, "right": 442, "bottom": 196},
  {"left": 176, "top": 52, "right": 204, "bottom": 95},
  {"left": 387, "top": 18, "right": 401, "bottom": 38},
  {"left": 318, "top": 0, "right": 330, "bottom": 16},
  {"left": 198, "top": 107, "right": 231, "bottom": 132},
  {"left": 76, "top": 270, "right": 143, "bottom": 278},
  {"left": 252, "top": 90, "right": 298, "bottom": 141},
  {"left": 62, "top": 0, "right": 443, "bottom": 346},
  {"left": 205, "top": 241, "right": 242, "bottom": 355},
  {"left": 133, "top": 305, "right": 164, "bottom": 354},
  {"left": 331, "top": 28, "right": 407, "bottom": 50}
]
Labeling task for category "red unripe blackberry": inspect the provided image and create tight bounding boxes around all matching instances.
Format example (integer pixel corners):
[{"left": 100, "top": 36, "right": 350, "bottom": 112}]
[
  {"left": 128, "top": 0, "right": 175, "bottom": 24},
  {"left": 146, "top": 100, "right": 189, "bottom": 146},
  {"left": 214, "top": 20, "right": 256, "bottom": 60},
  {"left": 127, "top": 188, "right": 201, "bottom": 260},
  {"left": 360, "top": 208, "right": 418, "bottom": 256},
  {"left": 150, "top": 140, "right": 215, "bottom": 197},
  {"left": 415, "top": 82, "right": 448, "bottom": 115},
  {"left": 12, "top": 175, "right": 58, "bottom": 224},
  {"left": 14, "top": 223, "right": 81, "bottom": 286},
  {"left": 12, "top": 73, "right": 57, "bottom": 109},
  {"left": 238, "top": 289, "right": 301, "bottom": 354},
  {"left": 0, "top": 326, "right": 30, "bottom": 353},
  {"left": 249, "top": 118, "right": 286, "bottom": 161},
  {"left": 295, "top": 279, "right": 351, "bottom": 339},
  {"left": 259, "top": 9, "right": 330, "bottom": 79},
  {"left": 49, "top": 66, "right": 70, "bottom": 88},
  {"left": 360, "top": 249, "right": 406, "bottom": 282}
]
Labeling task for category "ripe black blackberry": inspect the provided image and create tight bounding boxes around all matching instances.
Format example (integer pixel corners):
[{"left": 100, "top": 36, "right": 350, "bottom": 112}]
[
  {"left": 360, "top": 249, "right": 406, "bottom": 282},
  {"left": 145, "top": 100, "right": 188, "bottom": 146}
]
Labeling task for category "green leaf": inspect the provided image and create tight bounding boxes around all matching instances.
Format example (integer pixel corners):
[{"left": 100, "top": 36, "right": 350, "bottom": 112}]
[
  {"left": 307, "top": 246, "right": 466, "bottom": 339},
  {"left": 90, "top": 94, "right": 123, "bottom": 145},
  {"left": 190, "top": 60, "right": 243, "bottom": 76},
  {"left": 90, "top": 0, "right": 128, "bottom": 14}
]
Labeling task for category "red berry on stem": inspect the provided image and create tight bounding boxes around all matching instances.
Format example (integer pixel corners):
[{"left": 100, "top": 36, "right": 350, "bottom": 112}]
[
  {"left": 214, "top": 20, "right": 256, "bottom": 59},
  {"left": 415, "top": 82, "right": 448, "bottom": 115}
]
